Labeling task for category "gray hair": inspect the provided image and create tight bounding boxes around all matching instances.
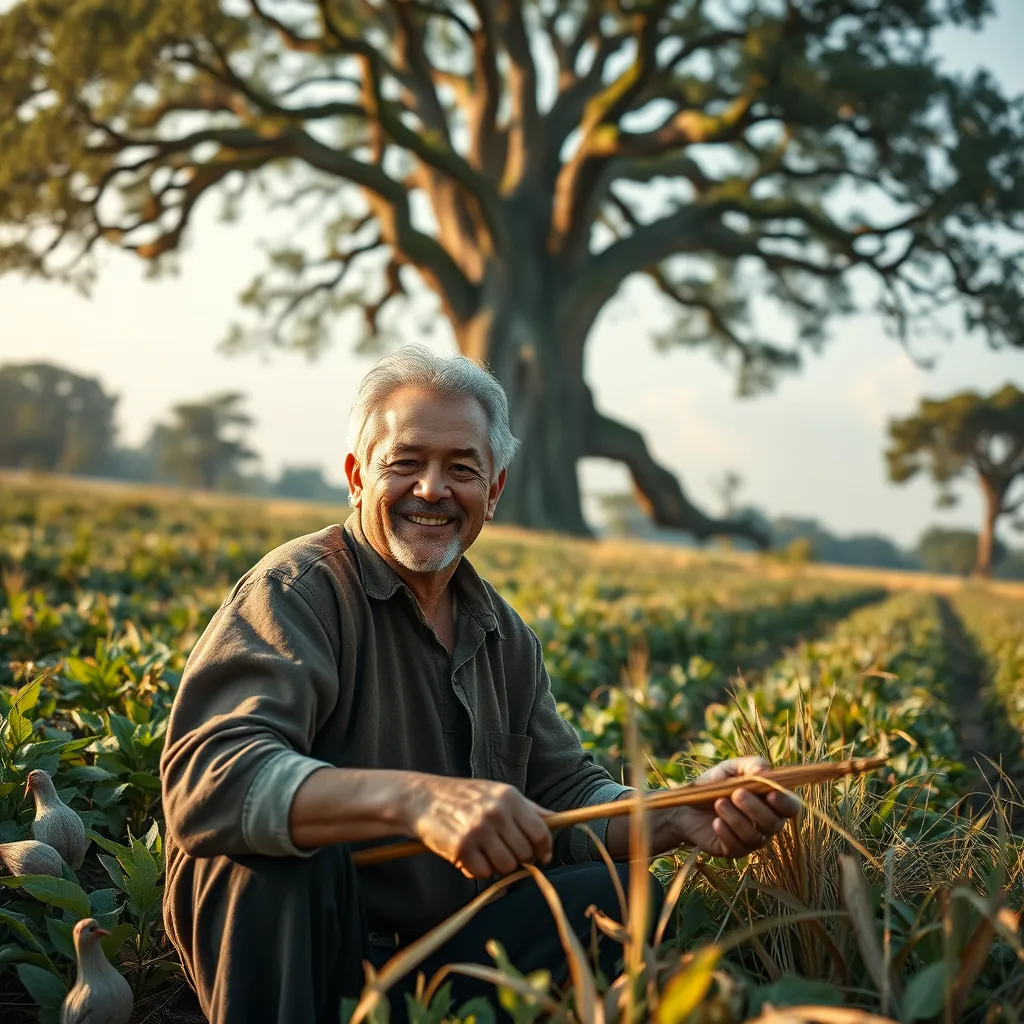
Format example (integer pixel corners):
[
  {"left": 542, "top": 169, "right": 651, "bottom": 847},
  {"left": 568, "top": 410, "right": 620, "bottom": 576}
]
[{"left": 347, "top": 344, "right": 520, "bottom": 480}]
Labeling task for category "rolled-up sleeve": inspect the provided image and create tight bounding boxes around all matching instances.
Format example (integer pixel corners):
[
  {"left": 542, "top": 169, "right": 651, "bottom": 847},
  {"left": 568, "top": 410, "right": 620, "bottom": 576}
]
[
  {"left": 522, "top": 634, "right": 634, "bottom": 864},
  {"left": 160, "top": 571, "right": 339, "bottom": 858}
]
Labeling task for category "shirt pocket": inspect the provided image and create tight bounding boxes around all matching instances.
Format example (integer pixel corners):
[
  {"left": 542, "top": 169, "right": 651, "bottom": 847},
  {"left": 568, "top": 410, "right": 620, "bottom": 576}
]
[{"left": 487, "top": 732, "right": 533, "bottom": 793}]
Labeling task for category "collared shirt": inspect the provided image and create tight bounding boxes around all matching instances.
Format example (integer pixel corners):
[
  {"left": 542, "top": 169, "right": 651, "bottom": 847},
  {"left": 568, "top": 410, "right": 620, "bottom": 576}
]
[{"left": 160, "top": 515, "right": 632, "bottom": 936}]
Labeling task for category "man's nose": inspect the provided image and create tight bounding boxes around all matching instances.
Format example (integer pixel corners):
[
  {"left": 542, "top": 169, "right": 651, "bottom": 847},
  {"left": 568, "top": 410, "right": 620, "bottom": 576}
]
[{"left": 414, "top": 464, "right": 450, "bottom": 502}]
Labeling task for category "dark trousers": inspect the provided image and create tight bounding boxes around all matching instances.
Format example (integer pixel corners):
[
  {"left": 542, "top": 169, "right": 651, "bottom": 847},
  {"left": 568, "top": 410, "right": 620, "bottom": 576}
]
[{"left": 171, "top": 844, "right": 663, "bottom": 1024}]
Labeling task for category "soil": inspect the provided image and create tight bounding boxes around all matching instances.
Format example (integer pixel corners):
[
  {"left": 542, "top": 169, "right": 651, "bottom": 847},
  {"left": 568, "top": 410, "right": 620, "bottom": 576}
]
[{"left": 938, "top": 596, "right": 1024, "bottom": 825}]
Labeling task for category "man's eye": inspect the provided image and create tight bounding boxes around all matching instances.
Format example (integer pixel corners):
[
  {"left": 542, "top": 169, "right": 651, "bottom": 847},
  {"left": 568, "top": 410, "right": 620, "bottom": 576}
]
[
  {"left": 392, "top": 460, "right": 417, "bottom": 468},
  {"left": 452, "top": 465, "right": 476, "bottom": 474}
]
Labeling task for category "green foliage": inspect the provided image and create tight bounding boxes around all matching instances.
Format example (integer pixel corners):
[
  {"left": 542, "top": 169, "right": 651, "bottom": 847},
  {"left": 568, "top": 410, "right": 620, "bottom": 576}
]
[
  {"left": 917, "top": 527, "right": 1005, "bottom": 577},
  {"left": 2, "top": 478, "right": 1024, "bottom": 1023},
  {"left": 0, "top": 363, "right": 117, "bottom": 475},
  {"left": 0, "top": 0, "right": 1023, "bottom": 391},
  {"left": 887, "top": 386, "right": 1024, "bottom": 574},
  {"left": 149, "top": 391, "right": 259, "bottom": 491}
]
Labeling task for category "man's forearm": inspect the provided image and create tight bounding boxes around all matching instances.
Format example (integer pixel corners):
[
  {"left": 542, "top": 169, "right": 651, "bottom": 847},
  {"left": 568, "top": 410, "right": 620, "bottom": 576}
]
[
  {"left": 604, "top": 806, "right": 685, "bottom": 860},
  {"left": 288, "top": 766, "right": 426, "bottom": 850}
]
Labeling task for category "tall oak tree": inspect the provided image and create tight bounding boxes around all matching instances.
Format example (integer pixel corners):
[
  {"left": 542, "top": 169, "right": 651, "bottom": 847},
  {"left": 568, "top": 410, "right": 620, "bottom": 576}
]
[{"left": 2, "top": 0, "right": 1024, "bottom": 536}]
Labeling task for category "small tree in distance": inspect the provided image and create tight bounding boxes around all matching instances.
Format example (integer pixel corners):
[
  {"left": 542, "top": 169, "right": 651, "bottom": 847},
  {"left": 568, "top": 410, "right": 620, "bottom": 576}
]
[
  {"left": 151, "top": 392, "right": 260, "bottom": 491},
  {"left": 886, "top": 385, "right": 1024, "bottom": 577}
]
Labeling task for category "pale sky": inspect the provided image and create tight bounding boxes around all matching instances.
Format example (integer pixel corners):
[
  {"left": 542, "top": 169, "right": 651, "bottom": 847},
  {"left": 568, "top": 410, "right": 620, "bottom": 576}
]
[{"left": 2, "top": 6, "right": 1024, "bottom": 548}]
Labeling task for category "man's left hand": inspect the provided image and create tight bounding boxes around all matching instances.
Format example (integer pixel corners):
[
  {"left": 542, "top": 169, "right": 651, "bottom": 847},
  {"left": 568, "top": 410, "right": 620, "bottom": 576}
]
[{"left": 674, "top": 757, "right": 801, "bottom": 858}]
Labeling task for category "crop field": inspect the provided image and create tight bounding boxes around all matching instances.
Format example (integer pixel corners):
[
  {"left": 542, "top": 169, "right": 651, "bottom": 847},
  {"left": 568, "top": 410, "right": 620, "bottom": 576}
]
[{"left": 2, "top": 476, "right": 1024, "bottom": 1024}]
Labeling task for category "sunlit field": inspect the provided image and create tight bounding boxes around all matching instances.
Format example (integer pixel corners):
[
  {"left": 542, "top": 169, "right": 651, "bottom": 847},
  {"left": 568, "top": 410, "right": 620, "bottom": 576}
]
[{"left": 2, "top": 473, "right": 1024, "bottom": 1024}]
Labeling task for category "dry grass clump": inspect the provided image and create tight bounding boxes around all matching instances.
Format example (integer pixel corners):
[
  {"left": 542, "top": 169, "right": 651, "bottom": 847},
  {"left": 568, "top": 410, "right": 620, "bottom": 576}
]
[{"left": 348, "top": 660, "right": 1024, "bottom": 1024}]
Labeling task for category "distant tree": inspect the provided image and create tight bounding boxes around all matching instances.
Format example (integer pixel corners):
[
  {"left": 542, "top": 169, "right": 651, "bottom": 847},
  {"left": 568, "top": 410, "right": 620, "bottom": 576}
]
[
  {"left": 273, "top": 465, "right": 350, "bottom": 504},
  {"left": 995, "top": 547, "right": 1024, "bottom": 581},
  {"left": 710, "top": 471, "right": 744, "bottom": 519},
  {"left": 151, "top": 393, "right": 259, "bottom": 491},
  {"left": 916, "top": 526, "right": 1006, "bottom": 577},
  {"left": 5, "top": 3, "right": 1024, "bottom": 541},
  {"left": 708, "top": 470, "right": 744, "bottom": 550},
  {"left": 770, "top": 516, "right": 910, "bottom": 570},
  {"left": 886, "top": 386, "right": 1024, "bottom": 576},
  {"left": 0, "top": 362, "right": 117, "bottom": 474}
]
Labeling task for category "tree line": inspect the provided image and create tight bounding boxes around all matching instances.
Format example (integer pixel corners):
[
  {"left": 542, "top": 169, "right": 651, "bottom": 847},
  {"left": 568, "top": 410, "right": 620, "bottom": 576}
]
[
  {"left": 599, "top": 382, "right": 1024, "bottom": 579},
  {"left": 0, "top": 362, "right": 349, "bottom": 504}
]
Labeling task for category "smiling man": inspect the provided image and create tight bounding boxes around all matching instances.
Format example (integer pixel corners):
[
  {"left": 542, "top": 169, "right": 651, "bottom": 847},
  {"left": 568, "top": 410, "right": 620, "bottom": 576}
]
[{"left": 159, "top": 345, "right": 799, "bottom": 1024}]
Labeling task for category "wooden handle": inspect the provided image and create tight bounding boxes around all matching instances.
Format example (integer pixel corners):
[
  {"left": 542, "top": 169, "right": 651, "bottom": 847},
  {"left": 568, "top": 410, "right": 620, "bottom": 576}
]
[{"left": 351, "top": 755, "right": 887, "bottom": 868}]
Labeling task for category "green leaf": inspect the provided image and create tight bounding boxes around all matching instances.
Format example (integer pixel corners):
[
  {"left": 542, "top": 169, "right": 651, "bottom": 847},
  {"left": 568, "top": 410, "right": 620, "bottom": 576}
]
[
  {"left": 100, "top": 921, "right": 135, "bottom": 962},
  {"left": 902, "top": 962, "right": 949, "bottom": 1022},
  {"left": 5, "top": 709, "right": 32, "bottom": 749},
  {"left": 0, "top": 941, "right": 47, "bottom": 976},
  {"left": 749, "top": 976, "right": 844, "bottom": 1014},
  {"left": 58, "top": 735, "right": 100, "bottom": 758},
  {"left": 0, "top": 820, "right": 23, "bottom": 843},
  {"left": 2, "top": 875, "right": 92, "bottom": 919},
  {"left": 89, "top": 888, "right": 122, "bottom": 930},
  {"left": 43, "top": 918, "right": 75, "bottom": 962},
  {"left": 143, "top": 819, "right": 161, "bottom": 851},
  {"left": 60, "top": 764, "right": 114, "bottom": 783},
  {"left": 454, "top": 996, "right": 497, "bottom": 1024},
  {"left": 62, "top": 658, "right": 94, "bottom": 684},
  {"left": 93, "top": 780, "right": 131, "bottom": 808},
  {"left": 96, "top": 854, "right": 126, "bottom": 890},
  {"left": 87, "top": 830, "right": 130, "bottom": 858},
  {"left": 0, "top": 908, "right": 48, "bottom": 957},
  {"left": 128, "top": 771, "right": 161, "bottom": 792},
  {"left": 11, "top": 679, "right": 41, "bottom": 716},
  {"left": 15, "top": 962, "right": 67, "bottom": 1009},
  {"left": 126, "top": 834, "right": 160, "bottom": 888},
  {"left": 106, "top": 713, "right": 137, "bottom": 758}
]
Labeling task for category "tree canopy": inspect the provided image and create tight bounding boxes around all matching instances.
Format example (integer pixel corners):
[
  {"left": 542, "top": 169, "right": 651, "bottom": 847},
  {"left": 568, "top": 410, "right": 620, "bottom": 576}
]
[
  {"left": 915, "top": 524, "right": 1005, "bottom": 575},
  {"left": 886, "top": 384, "right": 1024, "bottom": 575},
  {"left": 3, "top": 0, "right": 1024, "bottom": 536},
  {"left": 150, "top": 391, "right": 259, "bottom": 489},
  {"left": 0, "top": 362, "right": 118, "bottom": 474}
]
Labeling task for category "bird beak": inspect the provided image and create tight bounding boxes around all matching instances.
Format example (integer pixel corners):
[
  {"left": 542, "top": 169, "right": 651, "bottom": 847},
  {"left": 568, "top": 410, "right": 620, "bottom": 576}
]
[
  {"left": 23, "top": 779, "right": 30, "bottom": 799},
  {"left": 95, "top": 927, "right": 111, "bottom": 937}
]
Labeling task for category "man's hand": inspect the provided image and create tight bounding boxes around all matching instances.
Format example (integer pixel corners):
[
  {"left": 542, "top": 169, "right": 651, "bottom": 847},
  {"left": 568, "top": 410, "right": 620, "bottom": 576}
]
[
  {"left": 402, "top": 776, "right": 553, "bottom": 880},
  {"left": 674, "top": 757, "right": 801, "bottom": 858}
]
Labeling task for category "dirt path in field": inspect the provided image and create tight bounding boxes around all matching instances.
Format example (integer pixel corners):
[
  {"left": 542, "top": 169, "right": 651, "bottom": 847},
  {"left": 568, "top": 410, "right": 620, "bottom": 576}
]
[{"left": 938, "top": 597, "right": 1024, "bottom": 825}]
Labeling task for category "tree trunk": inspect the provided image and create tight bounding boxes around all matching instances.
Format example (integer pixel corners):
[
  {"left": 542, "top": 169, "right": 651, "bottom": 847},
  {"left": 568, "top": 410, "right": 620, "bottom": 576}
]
[
  {"left": 457, "top": 301, "right": 767, "bottom": 546},
  {"left": 975, "top": 479, "right": 1001, "bottom": 577},
  {"left": 464, "top": 306, "right": 592, "bottom": 534}
]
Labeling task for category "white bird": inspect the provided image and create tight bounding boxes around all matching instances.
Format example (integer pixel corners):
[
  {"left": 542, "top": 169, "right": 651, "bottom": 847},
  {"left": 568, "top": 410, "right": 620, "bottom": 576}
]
[
  {"left": 25, "top": 770, "right": 89, "bottom": 870},
  {"left": 0, "top": 839, "right": 65, "bottom": 877},
  {"left": 60, "top": 917, "right": 134, "bottom": 1024}
]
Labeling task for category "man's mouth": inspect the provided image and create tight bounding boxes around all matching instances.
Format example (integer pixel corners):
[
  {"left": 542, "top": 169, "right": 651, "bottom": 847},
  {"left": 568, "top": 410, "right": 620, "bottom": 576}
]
[{"left": 402, "top": 513, "right": 457, "bottom": 528}]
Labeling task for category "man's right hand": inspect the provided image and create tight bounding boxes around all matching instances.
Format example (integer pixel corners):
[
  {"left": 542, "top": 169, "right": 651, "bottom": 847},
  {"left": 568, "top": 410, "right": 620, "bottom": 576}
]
[{"left": 402, "top": 775, "right": 553, "bottom": 879}]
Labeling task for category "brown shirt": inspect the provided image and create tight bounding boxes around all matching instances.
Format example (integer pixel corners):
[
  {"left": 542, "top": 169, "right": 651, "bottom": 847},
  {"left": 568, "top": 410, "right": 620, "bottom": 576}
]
[{"left": 160, "top": 515, "right": 632, "bottom": 936}]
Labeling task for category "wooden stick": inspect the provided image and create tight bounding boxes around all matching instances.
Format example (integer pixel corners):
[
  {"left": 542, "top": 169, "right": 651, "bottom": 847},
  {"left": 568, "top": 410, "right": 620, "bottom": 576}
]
[{"left": 351, "top": 755, "right": 887, "bottom": 868}]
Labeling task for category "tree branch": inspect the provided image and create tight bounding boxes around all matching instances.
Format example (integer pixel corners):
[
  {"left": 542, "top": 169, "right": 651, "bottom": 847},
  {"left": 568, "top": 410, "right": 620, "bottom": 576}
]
[
  {"left": 584, "top": 398, "right": 768, "bottom": 546},
  {"left": 499, "top": 0, "right": 541, "bottom": 191}
]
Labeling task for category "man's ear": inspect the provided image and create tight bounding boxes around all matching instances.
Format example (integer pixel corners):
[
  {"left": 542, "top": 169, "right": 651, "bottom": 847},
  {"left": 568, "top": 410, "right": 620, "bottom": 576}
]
[
  {"left": 485, "top": 467, "right": 507, "bottom": 521},
  {"left": 344, "top": 452, "right": 363, "bottom": 508}
]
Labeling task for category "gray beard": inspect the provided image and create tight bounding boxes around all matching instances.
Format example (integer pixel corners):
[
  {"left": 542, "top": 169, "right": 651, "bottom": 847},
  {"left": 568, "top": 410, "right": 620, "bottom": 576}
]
[{"left": 387, "top": 524, "right": 465, "bottom": 573}]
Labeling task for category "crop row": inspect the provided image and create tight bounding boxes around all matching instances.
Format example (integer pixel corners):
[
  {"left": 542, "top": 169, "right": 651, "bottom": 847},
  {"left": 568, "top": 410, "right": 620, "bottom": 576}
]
[
  {"left": 651, "top": 593, "right": 1022, "bottom": 1019},
  {"left": 951, "top": 588, "right": 1024, "bottom": 758}
]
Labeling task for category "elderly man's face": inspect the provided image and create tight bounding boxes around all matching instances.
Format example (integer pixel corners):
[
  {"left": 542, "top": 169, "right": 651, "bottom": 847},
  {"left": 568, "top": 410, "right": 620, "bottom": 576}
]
[{"left": 345, "top": 386, "right": 506, "bottom": 576}]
